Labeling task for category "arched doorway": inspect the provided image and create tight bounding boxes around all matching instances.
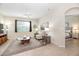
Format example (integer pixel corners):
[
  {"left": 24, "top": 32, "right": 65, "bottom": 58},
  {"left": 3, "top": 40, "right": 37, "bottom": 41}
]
[{"left": 65, "top": 7, "right": 79, "bottom": 47}]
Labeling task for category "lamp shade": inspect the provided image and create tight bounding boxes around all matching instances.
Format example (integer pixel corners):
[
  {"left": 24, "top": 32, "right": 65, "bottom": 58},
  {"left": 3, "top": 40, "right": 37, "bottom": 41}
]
[{"left": 45, "top": 28, "right": 49, "bottom": 31}]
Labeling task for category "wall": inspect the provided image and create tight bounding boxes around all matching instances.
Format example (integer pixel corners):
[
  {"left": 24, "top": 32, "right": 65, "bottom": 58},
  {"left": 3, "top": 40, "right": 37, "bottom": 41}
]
[
  {"left": 0, "top": 16, "right": 39, "bottom": 40},
  {"left": 66, "top": 15, "right": 79, "bottom": 27},
  {"left": 0, "top": 3, "right": 79, "bottom": 47},
  {"left": 39, "top": 3, "right": 79, "bottom": 47}
]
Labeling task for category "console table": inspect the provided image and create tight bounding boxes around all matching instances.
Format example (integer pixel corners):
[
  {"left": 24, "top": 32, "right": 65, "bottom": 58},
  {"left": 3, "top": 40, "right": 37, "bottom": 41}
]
[
  {"left": 0, "top": 34, "right": 8, "bottom": 45},
  {"left": 42, "top": 36, "right": 51, "bottom": 44}
]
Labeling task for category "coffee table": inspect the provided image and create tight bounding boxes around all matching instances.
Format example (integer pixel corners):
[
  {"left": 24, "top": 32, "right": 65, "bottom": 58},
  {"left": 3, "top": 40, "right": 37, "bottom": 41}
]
[
  {"left": 21, "top": 39, "right": 30, "bottom": 44},
  {"left": 16, "top": 36, "right": 31, "bottom": 45}
]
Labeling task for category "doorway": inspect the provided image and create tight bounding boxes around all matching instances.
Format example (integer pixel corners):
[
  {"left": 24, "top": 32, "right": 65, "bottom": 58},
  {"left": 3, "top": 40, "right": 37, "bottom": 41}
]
[{"left": 65, "top": 7, "right": 79, "bottom": 48}]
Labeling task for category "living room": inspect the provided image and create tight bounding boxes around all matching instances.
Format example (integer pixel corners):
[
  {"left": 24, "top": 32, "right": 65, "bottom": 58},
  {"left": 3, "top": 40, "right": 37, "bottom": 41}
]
[
  {"left": 0, "top": 3, "right": 79, "bottom": 56},
  {"left": 0, "top": 3, "right": 53, "bottom": 56}
]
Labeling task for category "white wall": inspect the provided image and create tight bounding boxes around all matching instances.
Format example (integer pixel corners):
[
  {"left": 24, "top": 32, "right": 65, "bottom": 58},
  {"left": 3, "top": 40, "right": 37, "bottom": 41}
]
[
  {"left": 39, "top": 3, "right": 79, "bottom": 47},
  {"left": 66, "top": 15, "right": 79, "bottom": 27},
  {"left": 0, "top": 3, "right": 79, "bottom": 47},
  {"left": 0, "top": 16, "right": 39, "bottom": 40}
]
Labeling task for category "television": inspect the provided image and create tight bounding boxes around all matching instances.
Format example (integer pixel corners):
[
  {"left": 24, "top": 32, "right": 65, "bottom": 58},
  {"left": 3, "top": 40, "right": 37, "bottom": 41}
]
[
  {"left": 15, "top": 20, "right": 32, "bottom": 32},
  {"left": 0, "top": 24, "right": 3, "bottom": 33}
]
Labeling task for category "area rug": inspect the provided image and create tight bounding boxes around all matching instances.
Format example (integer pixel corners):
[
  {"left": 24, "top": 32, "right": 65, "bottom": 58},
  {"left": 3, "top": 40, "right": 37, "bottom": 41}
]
[{"left": 2, "top": 38, "right": 43, "bottom": 56}]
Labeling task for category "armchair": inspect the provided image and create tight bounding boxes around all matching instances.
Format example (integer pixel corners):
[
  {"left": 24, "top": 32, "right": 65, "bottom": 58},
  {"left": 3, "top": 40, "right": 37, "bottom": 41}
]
[{"left": 34, "top": 30, "right": 48, "bottom": 40}]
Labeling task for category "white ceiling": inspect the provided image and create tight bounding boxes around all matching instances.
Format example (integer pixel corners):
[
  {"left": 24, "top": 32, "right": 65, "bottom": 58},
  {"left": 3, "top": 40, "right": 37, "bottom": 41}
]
[{"left": 0, "top": 3, "right": 58, "bottom": 19}]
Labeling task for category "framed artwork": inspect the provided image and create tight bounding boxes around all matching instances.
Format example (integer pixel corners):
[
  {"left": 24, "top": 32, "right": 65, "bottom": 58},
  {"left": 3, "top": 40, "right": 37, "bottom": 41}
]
[{"left": 40, "top": 22, "right": 49, "bottom": 30}]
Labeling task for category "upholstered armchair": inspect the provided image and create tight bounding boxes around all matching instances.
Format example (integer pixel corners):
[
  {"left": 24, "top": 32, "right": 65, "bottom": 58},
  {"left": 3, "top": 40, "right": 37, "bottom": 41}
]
[{"left": 35, "top": 30, "right": 48, "bottom": 40}]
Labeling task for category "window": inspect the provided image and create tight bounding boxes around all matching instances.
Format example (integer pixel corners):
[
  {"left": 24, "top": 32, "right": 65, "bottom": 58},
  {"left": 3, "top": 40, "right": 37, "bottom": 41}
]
[{"left": 15, "top": 20, "right": 32, "bottom": 32}]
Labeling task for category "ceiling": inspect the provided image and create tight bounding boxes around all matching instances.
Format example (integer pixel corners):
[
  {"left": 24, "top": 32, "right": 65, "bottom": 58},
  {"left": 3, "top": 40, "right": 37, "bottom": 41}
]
[{"left": 0, "top": 3, "right": 58, "bottom": 19}]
